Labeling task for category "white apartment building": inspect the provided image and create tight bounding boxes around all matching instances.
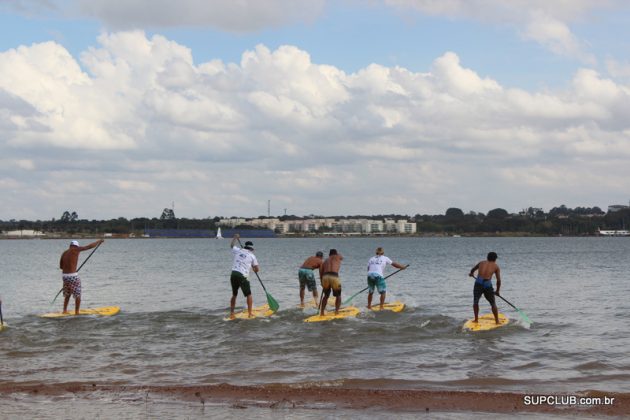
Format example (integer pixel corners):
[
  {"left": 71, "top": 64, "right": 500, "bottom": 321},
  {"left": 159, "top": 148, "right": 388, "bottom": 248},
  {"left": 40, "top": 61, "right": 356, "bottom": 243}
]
[{"left": 219, "top": 217, "right": 416, "bottom": 234}]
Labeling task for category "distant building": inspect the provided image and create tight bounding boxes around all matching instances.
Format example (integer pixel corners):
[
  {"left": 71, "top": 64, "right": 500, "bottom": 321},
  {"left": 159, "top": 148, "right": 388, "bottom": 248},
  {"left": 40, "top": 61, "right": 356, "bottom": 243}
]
[
  {"left": 1, "top": 230, "right": 45, "bottom": 238},
  {"left": 608, "top": 204, "right": 629, "bottom": 213}
]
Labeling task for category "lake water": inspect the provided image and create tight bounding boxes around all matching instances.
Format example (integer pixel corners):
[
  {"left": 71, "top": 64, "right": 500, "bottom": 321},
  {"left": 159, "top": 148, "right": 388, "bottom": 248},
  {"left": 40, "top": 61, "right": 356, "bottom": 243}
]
[{"left": 0, "top": 237, "right": 629, "bottom": 417}]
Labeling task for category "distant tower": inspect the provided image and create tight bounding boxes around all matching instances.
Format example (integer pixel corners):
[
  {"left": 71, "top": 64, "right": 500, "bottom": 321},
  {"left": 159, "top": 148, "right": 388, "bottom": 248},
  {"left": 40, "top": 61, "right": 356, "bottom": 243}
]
[{"left": 268, "top": 200, "right": 271, "bottom": 217}]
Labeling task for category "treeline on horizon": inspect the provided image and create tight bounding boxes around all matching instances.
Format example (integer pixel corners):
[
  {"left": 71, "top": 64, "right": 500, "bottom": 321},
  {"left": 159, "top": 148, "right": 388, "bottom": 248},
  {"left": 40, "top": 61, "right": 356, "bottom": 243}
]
[{"left": 2, "top": 205, "right": 629, "bottom": 236}]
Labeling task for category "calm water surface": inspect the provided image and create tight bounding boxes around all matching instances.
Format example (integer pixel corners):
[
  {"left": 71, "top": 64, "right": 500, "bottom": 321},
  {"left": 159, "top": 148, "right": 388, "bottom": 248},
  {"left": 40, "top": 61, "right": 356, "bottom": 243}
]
[{"left": 1, "top": 237, "right": 629, "bottom": 410}]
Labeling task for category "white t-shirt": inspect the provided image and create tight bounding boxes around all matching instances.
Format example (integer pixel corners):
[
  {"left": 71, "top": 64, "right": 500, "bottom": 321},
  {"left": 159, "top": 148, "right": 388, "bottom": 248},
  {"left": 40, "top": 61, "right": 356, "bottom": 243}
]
[
  {"left": 231, "top": 246, "right": 259, "bottom": 277},
  {"left": 367, "top": 255, "right": 393, "bottom": 276}
]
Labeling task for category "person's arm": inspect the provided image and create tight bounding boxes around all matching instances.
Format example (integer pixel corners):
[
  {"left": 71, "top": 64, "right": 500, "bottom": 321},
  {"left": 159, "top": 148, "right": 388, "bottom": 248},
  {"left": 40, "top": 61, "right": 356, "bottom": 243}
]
[
  {"left": 60, "top": 253, "right": 64, "bottom": 270},
  {"left": 252, "top": 264, "right": 260, "bottom": 273},
  {"left": 230, "top": 234, "right": 240, "bottom": 249},
  {"left": 495, "top": 266, "right": 501, "bottom": 295},
  {"left": 392, "top": 262, "right": 406, "bottom": 270},
  {"left": 79, "top": 239, "right": 104, "bottom": 252},
  {"left": 469, "top": 263, "right": 479, "bottom": 277}
]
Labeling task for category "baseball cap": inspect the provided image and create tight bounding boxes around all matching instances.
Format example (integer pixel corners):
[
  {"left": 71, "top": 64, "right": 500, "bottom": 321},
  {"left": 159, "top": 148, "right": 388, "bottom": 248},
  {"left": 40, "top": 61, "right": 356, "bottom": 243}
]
[
  {"left": 244, "top": 241, "right": 254, "bottom": 250},
  {"left": 70, "top": 240, "right": 80, "bottom": 247}
]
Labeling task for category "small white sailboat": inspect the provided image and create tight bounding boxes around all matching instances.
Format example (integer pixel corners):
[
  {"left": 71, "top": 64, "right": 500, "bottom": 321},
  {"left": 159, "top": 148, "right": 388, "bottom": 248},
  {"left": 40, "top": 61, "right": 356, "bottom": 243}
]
[{"left": 216, "top": 227, "right": 223, "bottom": 239}]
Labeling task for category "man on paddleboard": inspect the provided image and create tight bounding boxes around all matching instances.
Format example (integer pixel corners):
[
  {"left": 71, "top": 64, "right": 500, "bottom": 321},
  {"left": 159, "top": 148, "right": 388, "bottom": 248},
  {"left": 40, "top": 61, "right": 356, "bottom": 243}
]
[
  {"left": 366, "top": 247, "right": 407, "bottom": 310},
  {"left": 59, "top": 239, "right": 105, "bottom": 314},
  {"left": 319, "top": 249, "right": 343, "bottom": 316},
  {"left": 468, "top": 252, "right": 501, "bottom": 324},
  {"left": 298, "top": 251, "right": 324, "bottom": 306},
  {"left": 229, "top": 234, "right": 260, "bottom": 319}
]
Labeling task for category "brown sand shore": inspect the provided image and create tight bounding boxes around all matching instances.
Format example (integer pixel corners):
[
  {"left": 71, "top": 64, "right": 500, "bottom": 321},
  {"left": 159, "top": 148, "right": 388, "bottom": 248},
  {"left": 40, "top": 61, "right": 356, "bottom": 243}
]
[{"left": 1, "top": 382, "right": 627, "bottom": 416}]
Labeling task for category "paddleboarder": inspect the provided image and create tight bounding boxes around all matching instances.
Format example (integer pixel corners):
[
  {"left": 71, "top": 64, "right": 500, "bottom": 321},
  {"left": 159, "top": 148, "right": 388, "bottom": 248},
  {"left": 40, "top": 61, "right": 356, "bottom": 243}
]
[
  {"left": 366, "top": 247, "right": 407, "bottom": 310},
  {"left": 298, "top": 251, "right": 324, "bottom": 306},
  {"left": 229, "top": 234, "right": 260, "bottom": 319},
  {"left": 468, "top": 251, "right": 502, "bottom": 324},
  {"left": 59, "top": 239, "right": 104, "bottom": 315},
  {"left": 319, "top": 249, "right": 343, "bottom": 316}
]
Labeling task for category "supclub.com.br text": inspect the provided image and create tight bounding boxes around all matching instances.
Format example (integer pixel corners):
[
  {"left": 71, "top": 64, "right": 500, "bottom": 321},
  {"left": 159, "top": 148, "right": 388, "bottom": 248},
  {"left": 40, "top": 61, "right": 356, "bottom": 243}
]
[{"left": 523, "top": 395, "right": 615, "bottom": 406}]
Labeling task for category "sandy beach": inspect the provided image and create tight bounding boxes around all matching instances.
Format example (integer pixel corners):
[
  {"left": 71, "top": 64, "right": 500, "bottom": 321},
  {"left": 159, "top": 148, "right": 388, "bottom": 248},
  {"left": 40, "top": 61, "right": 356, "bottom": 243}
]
[{"left": 1, "top": 382, "right": 627, "bottom": 416}]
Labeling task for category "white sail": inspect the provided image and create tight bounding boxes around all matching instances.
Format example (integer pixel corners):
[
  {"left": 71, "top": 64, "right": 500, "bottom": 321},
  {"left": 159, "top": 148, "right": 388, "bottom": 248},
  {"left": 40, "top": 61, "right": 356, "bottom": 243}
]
[{"left": 216, "top": 227, "right": 223, "bottom": 239}]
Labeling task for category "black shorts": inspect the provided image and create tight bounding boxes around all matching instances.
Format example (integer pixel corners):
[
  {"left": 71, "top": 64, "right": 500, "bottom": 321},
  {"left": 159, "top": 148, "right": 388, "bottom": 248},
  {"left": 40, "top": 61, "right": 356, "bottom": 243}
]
[
  {"left": 230, "top": 271, "right": 252, "bottom": 297},
  {"left": 473, "top": 283, "right": 496, "bottom": 306}
]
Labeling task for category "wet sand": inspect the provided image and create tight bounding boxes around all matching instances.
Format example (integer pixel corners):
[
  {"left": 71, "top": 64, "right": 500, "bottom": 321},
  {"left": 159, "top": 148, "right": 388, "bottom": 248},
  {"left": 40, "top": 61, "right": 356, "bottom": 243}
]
[{"left": 1, "top": 382, "right": 627, "bottom": 416}]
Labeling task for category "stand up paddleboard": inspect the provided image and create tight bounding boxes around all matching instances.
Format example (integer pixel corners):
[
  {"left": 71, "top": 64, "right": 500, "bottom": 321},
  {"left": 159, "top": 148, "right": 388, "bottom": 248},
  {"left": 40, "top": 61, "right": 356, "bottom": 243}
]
[
  {"left": 296, "top": 300, "right": 336, "bottom": 309},
  {"left": 40, "top": 306, "right": 120, "bottom": 318},
  {"left": 225, "top": 304, "right": 275, "bottom": 321},
  {"left": 463, "top": 313, "right": 508, "bottom": 331},
  {"left": 304, "top": 306, "right": 360, "bottom": 323},
  {"left": 369, "top": 301, "right": 405, "bottom": 313}
]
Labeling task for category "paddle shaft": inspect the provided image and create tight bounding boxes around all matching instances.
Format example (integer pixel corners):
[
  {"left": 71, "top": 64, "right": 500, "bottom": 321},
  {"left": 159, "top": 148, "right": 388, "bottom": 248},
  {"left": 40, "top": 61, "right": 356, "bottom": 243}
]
[
  {"left": 0, "top": 302, "right": 3, "bottom": 326},
  {"left": 495, "top": 293, "right": 518, "bottom": 310},
  {"left": 343, "top": 264, "right": 410, "bottom": 305},
  {"left": 52, "top": 241, "right": 103, "bottom": 304}
]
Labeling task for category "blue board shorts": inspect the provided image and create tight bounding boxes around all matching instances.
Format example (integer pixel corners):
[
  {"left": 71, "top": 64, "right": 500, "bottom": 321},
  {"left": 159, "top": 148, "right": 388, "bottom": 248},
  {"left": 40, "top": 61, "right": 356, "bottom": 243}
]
[
  {"left": 298, "top": 268, "right": 317, "bottom": 291},
  {"left": 367, "top": 273, "right": 386, "bottom": 294},
  {"left": 473, "top": 276, "right": 496, "bottom": 306}
]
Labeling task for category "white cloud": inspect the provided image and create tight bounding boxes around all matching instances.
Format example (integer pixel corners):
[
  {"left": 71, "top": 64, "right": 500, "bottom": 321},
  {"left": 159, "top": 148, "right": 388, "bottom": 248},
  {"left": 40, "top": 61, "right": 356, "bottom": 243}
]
[
  {"left": 1, "top": 32, "right": 630, "bottom": 218},
  {"left": 381, "top": 0, "right": 620, "bottom": 62}
]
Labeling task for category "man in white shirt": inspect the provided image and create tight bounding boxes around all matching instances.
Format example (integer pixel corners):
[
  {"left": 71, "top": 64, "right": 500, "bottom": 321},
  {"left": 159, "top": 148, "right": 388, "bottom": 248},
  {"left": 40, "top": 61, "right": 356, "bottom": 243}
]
[
  {"left": 367, "top": 247, "right": 406, "bottom": 310},
  {"left": 229, "top": 234, "right": 260, "bottom": 319}
]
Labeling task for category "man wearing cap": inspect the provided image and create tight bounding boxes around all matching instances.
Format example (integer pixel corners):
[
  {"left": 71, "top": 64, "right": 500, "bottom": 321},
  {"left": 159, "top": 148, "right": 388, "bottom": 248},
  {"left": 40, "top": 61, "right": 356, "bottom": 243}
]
[
  {"left": 229, "top": 234, "right": 260, "bottom": 319},
  {"left": 319, "top": 249, "right": 343, "bottom": 316},
  {"left": 59, "top": 239, "right": 104, "bottom": 314},
  {"left": 366, "top": 247, "right": 407, "bottom": 310},
  {"left": 298, "top": 251, "right": 324, "bottom": 306}
]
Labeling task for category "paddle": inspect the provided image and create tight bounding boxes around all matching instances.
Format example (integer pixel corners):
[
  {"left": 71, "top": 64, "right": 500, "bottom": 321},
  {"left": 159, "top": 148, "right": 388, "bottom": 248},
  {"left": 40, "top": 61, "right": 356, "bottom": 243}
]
[
  {"left": 495, "top": 293, "right": 532, "bottom": 325},
  {"left": 0, "top": 300, "right": 4, "bottom": 326},
  {"left": 342, "top": 264, "right": 410, "bottom": 306},
  {"left": 51, "top": 240, "right": 103, "bottom": 305},
  {"left": 237, "top": 238, "right": 280, "bottom": 313}
]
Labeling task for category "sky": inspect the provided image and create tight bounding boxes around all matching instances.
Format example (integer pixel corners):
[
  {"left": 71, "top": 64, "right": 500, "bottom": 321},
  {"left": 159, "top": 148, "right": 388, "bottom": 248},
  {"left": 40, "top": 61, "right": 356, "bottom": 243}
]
[{"left": 1, "top": 0, "right": 630, "bottom": 220}]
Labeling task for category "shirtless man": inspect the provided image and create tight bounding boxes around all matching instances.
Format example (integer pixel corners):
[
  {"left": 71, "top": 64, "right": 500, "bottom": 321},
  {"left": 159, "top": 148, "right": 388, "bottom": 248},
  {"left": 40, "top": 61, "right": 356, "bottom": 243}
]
[
  {"left": 319, "top": 249, "right": 343, "bottom": 316},
  {"left": 229, "top": 234, "right": 260, "bottom": 319},
  {"left": 59, "top": 239, "right": 104, "bottom": 314},
  {"left": 468, "top": 252, "right": 501, "bottom": 324},
  {"left": 298, "top": 251, "right": 324, "bottom": 306}
]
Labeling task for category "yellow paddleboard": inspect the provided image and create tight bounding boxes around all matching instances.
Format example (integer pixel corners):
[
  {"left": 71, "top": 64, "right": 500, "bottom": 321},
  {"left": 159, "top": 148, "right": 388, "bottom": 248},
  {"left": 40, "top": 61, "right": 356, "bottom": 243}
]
[
  {"left": 304, "top": 306, "right": 360, "bottom": 323},
  {"left": 463, "top": 313, "right": 508, "bottom": 331},
  {"left": 296, "top": 300, "right": 336, "bottom": 309},
  {"left": 0, "top": 323, "right": 7, "bottom": 332},
  {"left": 369, "top": 301, "right": 405, "bottom": 313},
  {"left": 225, "top": 304, "right": 275, "bottom": 321},
  {"left": 40, "top": 306, "right": 120, "bottom": 318}
]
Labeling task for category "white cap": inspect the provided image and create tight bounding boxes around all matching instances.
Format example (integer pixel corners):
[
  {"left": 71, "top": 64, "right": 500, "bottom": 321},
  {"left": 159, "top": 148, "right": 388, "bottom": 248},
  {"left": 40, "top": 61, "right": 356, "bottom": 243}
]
[{"left": 70, "top": 240, "right": 80, "bottom": 247}]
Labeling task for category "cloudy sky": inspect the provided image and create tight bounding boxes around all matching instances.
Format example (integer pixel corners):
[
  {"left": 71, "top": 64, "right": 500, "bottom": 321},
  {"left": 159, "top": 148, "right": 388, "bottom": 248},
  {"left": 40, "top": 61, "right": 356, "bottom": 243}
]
[{"left": 1, "top": 0, "right": 629, "bottom": 220}]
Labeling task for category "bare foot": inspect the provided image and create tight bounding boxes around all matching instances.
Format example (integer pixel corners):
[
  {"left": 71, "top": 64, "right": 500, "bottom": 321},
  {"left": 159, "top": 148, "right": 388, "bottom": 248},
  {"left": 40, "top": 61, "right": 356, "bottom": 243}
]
[{"left": 229, "top": 313, "right": 235, "bottom": 320}]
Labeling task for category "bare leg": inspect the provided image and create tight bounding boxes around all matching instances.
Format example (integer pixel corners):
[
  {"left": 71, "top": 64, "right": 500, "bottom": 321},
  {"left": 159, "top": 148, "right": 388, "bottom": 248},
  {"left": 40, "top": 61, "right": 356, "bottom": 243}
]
[
  {"left": 335, "top": 295, "right": 340, "bottom": 315},
  {"left": 299, "top": 286, "right": 305, "bottom": 306},
  {"left": 74, "top": 296, "right": 81, "bottom": 315},
  {"left": 63, "top": 295, "right": 70, "bottom": 314},
  {"left": 367, "top": 292, "right": 373, "bottom": 309},
  {"left": 473, "top": 303, "right": 479, "bottom": 322},
  {"left": 320, "top": 290, "right": 330, "bottom": 316},
  {"left": 246, "top": 295, "right": 253, "bottom": 317},
  {"left": 379, "top": 292, "right": 385, "bottom": 310},
  {"left": 312, "top": 289, "right": 318, "bottom": 305},
  {"left": 230, "top": 295, "right": 237, "bottom": 319},
  {"left": 492, "top": 305, "right": 499, "bottom": 324}
]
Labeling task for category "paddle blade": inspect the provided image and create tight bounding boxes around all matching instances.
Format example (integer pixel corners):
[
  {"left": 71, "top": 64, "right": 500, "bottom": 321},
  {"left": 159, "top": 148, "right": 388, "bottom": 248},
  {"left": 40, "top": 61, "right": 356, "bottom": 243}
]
[
  {"left": 266, "top": 292, "right": 280, "bottom": 313},
  {"left": 516, "top": 309, "right": 532, "bottom": 326}
]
